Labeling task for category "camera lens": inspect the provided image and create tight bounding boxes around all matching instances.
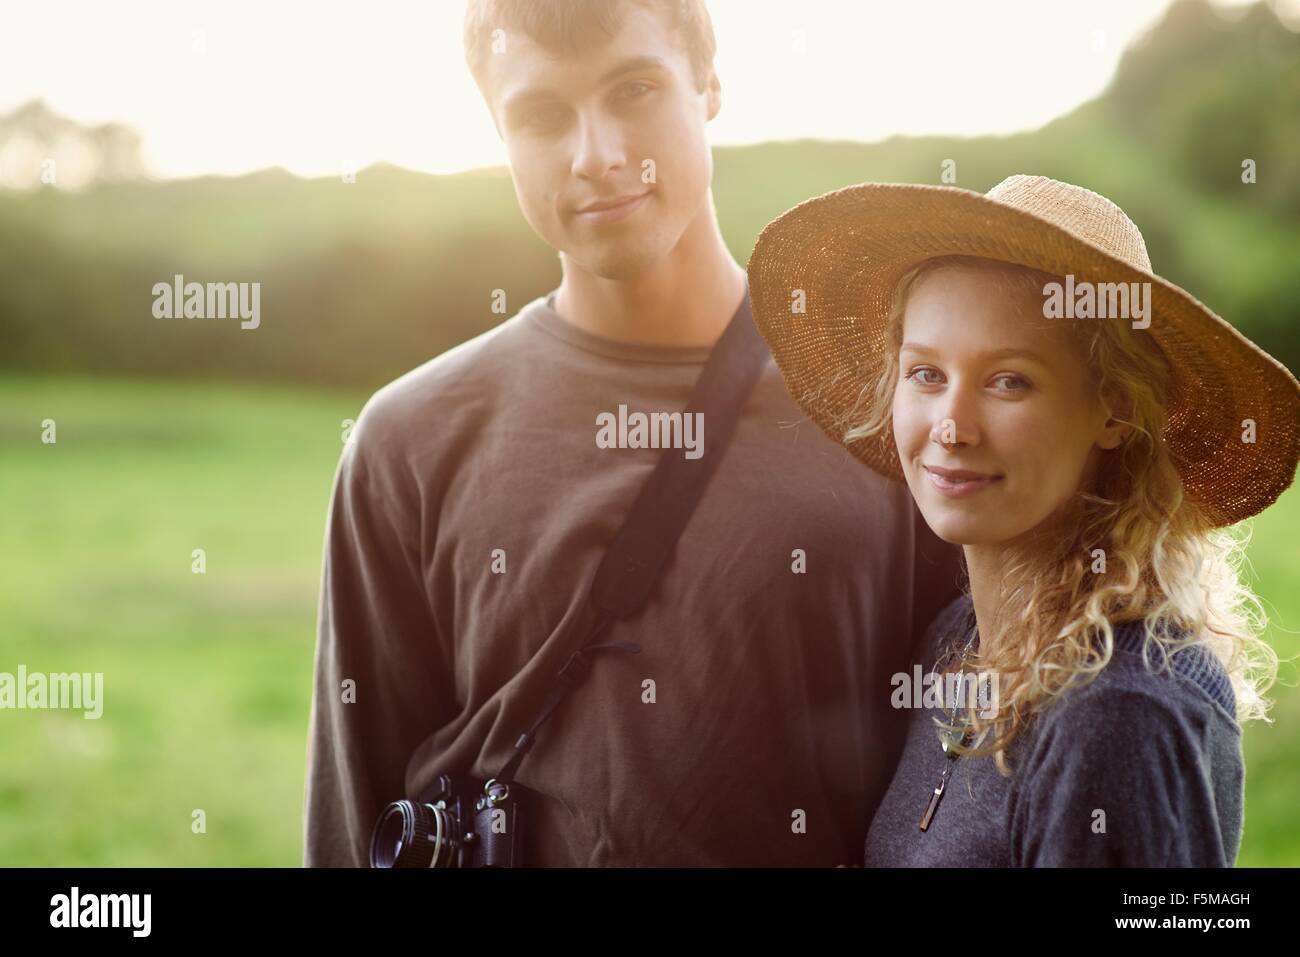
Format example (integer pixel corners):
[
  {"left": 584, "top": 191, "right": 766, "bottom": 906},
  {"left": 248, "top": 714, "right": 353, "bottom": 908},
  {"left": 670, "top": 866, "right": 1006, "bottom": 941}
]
[{"left": 369, "top": 799, "right": 460, "bottom": 868}]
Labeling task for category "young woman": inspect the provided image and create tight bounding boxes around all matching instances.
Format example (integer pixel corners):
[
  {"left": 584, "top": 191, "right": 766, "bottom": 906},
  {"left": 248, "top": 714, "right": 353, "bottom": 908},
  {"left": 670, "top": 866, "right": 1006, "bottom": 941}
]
[{"left": 747, "top": 174, "right": 1299, "bottom": 866}]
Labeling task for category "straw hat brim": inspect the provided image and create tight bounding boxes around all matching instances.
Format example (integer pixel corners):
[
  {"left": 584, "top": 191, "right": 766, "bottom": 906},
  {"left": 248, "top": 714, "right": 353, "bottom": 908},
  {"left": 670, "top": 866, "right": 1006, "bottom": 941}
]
[{"left": 747, "top": 182, "right": 1300, "bottom": 528}]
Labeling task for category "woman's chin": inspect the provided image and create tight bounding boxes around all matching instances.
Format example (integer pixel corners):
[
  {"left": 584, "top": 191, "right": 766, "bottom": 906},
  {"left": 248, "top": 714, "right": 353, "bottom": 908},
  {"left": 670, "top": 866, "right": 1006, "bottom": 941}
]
[{"left": 917, "top": 510, "right": 1016, "bottom": 548}]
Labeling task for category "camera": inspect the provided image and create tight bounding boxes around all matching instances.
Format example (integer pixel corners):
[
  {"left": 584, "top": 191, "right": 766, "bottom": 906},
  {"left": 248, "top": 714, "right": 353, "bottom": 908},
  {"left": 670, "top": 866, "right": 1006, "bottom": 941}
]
[{"left": 369, "top": 773, "right": 528, "bottom": 868}]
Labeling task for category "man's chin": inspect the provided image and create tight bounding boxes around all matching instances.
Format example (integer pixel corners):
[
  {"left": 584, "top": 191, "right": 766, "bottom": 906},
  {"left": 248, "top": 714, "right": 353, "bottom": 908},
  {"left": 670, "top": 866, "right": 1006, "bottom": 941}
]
[{"left": 565, "top": 238, "right": 666, "bottom": 280}]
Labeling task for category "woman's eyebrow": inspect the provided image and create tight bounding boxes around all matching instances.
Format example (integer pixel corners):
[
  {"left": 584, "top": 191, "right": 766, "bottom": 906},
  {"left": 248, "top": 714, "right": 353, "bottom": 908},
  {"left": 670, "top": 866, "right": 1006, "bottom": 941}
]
[{"left": 900, "top": 342, "right": 1048, "bottom": 363}]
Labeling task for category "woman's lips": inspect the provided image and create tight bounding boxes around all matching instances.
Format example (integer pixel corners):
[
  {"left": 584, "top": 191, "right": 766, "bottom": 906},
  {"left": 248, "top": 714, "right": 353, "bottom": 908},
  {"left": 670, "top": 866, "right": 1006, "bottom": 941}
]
[{"left": 923, "top": 465, "right": 1003, "bottom": 497}]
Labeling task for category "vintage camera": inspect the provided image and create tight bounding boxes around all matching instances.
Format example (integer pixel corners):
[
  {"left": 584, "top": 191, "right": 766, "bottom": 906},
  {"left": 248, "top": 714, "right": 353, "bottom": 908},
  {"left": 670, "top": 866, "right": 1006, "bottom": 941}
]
[{"left": 369, "top": 773, "right": 528, "bottom": 868}]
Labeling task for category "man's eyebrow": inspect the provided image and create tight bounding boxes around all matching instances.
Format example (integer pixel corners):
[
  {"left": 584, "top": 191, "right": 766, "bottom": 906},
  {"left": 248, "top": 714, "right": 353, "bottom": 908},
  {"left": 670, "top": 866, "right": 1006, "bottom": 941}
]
[
  {"left": 599, "top": 54, "right": 667, "bottom": 84},
  {"left": 900, "top": 342, "right": 1048, "bottom": 363},
  {"left": 502, "top": 55, "right": 667, "bottom": 112}
]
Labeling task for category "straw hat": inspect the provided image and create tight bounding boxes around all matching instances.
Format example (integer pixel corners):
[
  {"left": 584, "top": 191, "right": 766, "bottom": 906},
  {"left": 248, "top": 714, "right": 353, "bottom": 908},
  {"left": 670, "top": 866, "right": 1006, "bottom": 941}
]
[{"left": 747, "top": 174, "right": 1300, "bottom": 528}]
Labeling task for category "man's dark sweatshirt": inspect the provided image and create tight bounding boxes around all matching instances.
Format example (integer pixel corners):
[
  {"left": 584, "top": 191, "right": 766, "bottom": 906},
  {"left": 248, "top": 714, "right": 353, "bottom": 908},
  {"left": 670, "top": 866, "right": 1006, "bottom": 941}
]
[{"left": 304, "top": 290, "right": 962, "bottom": 866}]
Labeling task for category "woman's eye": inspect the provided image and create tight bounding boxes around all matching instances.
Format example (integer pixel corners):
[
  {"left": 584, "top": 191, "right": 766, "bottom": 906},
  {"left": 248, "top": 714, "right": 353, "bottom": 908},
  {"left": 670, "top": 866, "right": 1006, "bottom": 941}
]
[
  {"left": 990, "top": 373, "right": 1029, "bottom": 392},
  {"left": 903, "top": 367, "right": 1027, "bottom": 391},
  {"left": 905, "top": 367, "right": 943, "bottom": 386}
]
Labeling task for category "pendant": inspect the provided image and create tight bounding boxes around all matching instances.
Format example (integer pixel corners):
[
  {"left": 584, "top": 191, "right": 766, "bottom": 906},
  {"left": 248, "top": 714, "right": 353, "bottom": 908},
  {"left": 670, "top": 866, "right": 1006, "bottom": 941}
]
[
  {"left": 919, "top": 778, "right": 946, "bottom": 831},
  {"left": 937, "top": 722, "right": 971, "bottom": 754},
  {"left": 921, "top": 724, "right": 969, "bottom": 831}
]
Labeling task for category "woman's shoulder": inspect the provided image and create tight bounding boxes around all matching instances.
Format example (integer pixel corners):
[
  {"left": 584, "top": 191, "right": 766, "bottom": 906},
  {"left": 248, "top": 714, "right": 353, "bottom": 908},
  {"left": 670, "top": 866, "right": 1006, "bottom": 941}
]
[
  {"left": 1002, "top": 616, "right": 1244, "bottom": 866},
  {"left": 1095, "top": 618, "right": 1238, "bottom": 725},
  {"left": 1018, "top": 621, "right": 1242, "bottom": 777},
  {"left": 922, "top": 598, "right": 1240, "bottom": 727},
  {"left": 1009, "top": 646, "right": 1245, "bottom": 866}
]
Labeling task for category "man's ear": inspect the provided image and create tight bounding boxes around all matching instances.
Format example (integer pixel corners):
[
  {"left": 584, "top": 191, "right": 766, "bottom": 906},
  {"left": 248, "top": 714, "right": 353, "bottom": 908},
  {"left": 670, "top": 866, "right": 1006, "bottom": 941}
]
[{"left": 704, "top": 67, "right": 721, "bottom": 121}]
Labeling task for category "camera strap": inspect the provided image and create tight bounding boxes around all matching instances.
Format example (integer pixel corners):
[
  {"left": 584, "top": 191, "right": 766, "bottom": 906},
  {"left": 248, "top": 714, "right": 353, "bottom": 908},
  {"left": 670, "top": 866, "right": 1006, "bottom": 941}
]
[{"left": 490, "top": 283, "right": 771, "bottom": 786}]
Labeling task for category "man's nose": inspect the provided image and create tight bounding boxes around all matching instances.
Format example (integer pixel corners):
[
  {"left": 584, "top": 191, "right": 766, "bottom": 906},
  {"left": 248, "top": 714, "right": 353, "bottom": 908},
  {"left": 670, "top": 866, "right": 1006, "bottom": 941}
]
[{"left": 571, "top": 111, "right": 626, "bottom": 180}]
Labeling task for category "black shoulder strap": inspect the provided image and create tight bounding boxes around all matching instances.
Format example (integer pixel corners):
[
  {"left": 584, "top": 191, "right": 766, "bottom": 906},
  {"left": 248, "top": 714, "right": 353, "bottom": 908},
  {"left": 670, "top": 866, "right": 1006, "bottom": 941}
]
[
  {"left": 591, "top": 286, "right": 770, "bottom": 619},
  {"left": 491, "top": 284, "right": 769, "bottom": 785}
]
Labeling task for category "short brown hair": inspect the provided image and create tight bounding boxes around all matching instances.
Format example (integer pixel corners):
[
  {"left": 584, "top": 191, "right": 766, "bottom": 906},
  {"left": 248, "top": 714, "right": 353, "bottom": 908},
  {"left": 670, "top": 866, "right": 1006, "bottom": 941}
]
[{"left": 463, "top": 0, "right": 718, "bottom": 104}]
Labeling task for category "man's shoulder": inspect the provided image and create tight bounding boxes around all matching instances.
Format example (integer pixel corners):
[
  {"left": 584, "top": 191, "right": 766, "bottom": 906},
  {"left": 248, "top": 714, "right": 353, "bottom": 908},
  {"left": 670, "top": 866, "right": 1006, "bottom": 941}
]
[{"left": 353, "top": 297, "right": 546, "bottom": 451}]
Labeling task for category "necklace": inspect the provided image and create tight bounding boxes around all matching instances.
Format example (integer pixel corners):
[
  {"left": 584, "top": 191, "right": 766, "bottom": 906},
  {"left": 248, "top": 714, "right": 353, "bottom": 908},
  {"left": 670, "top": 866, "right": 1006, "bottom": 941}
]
[{"left": 918, "top": 624, "right": 980, "bottom": 832}]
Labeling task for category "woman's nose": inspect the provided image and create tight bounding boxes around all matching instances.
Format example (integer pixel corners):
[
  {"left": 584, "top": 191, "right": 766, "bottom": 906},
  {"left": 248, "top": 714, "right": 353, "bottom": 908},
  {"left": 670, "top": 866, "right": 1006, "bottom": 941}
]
[{"left": 929, "top": 391, "right": 980, "bottom": 448}]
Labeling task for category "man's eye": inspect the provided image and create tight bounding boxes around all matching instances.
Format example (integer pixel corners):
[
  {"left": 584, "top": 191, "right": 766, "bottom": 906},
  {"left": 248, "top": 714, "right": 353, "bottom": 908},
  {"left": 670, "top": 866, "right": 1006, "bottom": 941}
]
[
  {"left": 620, "top": 81, "right": 653, "bottom": 100},
  {"left": 523, "top": 106, "right": 566, "bottom": 130}
]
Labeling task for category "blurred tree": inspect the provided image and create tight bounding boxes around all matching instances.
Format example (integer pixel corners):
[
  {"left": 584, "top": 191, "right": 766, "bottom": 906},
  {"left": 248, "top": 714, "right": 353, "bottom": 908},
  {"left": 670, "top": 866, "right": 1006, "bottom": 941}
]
[{"left": 0, "top": 98, "right": 146, "bottom": 189}]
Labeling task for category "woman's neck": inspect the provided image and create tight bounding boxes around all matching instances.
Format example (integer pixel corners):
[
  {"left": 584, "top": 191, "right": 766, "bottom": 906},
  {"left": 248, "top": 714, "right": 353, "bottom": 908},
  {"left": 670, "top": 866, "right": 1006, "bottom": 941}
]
[
  {"left": 963, "top": 511, "right": 1068, "bottom": 659},
  {"left": 963, "top": 543, "right": 1009, "bottom": 660}
]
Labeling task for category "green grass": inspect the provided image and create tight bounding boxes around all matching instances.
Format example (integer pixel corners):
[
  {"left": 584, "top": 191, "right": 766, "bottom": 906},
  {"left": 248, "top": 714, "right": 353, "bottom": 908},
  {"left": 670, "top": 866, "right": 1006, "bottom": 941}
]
[
  {"left": 0, "top": 373, "right": 1296, "bottom": 865},
  {"left": 0, "top": 374, "right": 366, "bottom": 866}
]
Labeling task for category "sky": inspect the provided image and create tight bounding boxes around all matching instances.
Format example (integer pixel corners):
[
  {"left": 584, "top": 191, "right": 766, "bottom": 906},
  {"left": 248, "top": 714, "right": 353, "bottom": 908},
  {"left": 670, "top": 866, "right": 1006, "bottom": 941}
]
[{"left": 0, "top": 0, "right": 1287, "bottom": 183}]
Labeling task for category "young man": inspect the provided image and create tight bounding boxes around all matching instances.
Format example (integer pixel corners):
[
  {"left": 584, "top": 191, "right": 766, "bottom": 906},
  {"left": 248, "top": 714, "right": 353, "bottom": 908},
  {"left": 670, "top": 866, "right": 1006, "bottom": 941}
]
[{"left": 304, "top": 0, "right": 961, "bottom": 867}]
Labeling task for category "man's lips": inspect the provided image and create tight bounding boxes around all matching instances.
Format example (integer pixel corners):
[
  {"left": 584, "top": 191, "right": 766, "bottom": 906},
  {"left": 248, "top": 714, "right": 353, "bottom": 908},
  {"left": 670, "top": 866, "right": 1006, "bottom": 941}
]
[
  {"left": 576, "top": 193, "right": 645, "bottom": 212},
  {"left": 572, "top": 191, "right": 650, "bottom": 223}
]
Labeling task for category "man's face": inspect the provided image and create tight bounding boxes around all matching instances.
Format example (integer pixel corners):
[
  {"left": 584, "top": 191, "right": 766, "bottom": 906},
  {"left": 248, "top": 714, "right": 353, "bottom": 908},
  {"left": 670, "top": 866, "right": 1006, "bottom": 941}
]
[
  {"left": 891, "top": 266, "right": 1125, "bottom": 548},
  {"left": 484, "top": 5, "right": 720, "bottom": 279}
]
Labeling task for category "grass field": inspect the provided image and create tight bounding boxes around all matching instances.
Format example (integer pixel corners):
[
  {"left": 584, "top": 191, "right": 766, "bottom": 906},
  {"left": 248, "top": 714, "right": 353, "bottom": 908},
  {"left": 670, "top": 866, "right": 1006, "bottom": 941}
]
[{"left": 1, "top": 373, "right": 1296, "bottom": 866}]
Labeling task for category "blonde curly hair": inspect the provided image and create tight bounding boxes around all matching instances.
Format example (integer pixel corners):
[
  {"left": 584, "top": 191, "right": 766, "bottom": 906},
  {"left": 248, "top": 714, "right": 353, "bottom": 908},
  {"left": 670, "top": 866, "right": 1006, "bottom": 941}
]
[{"left": 846, "top": 254, "right": 1279, "bottom": 773}]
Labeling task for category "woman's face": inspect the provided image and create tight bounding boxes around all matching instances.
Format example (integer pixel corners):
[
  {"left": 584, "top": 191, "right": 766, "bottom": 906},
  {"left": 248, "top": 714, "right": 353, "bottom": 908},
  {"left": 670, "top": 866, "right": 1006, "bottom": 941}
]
[{"left": 892, "top": 265, "right": 1129, "bottom": 547}]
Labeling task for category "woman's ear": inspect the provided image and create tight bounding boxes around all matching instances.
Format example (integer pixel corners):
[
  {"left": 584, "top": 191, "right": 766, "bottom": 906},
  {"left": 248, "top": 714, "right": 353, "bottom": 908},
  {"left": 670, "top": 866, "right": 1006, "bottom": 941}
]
[{"left": 1096, "top": 392, "right": 1134, "bottom": 451}]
